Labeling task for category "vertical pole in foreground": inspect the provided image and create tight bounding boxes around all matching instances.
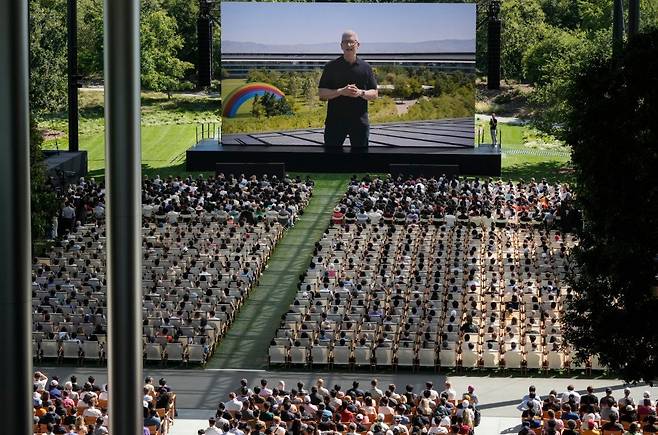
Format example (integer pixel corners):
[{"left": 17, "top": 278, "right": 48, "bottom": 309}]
[
  {"left": 0, "top": 1, "right": 32, "bottom": 434},
  {"left": 628, "top": 0, "right": 640, "bottom": 36},
  {"left": 104, "top": 1, "right": 143, "bottom": 434},
  {"left": 67, "top": 0, "right": 79, "bottom": 152},
  {"left": 613, "top": 0, "right": 625, "bottom": 56}
]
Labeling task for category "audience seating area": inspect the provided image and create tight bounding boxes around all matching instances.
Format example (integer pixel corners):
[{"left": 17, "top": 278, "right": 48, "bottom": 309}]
[
  {"left": 270, "top": 176, "right": 590, "bottom": 371},
  {"left": 32, "top": 174, "right": 313, "bottom": 366},
  {"left": 201, "top": 378, "right": 480, "bottom": 435},
  {"left": 32, "top": 371, "right": 176, "bottom": 435},
  {"left": 517, "top": 384, "right": 657, "bottom": 435}
]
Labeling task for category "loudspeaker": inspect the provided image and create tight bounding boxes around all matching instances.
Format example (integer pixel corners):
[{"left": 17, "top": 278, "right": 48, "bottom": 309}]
[
  {"left": 487, "top": 19, "right": 501, "bottom": 90},
  {"left": 197, "top": 17, "right": 213, "bottom": 87}
]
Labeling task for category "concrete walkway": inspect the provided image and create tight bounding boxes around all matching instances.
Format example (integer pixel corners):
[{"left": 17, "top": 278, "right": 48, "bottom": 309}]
[{"left": 35, "top": 366, "right": 653, "bottom": 435}]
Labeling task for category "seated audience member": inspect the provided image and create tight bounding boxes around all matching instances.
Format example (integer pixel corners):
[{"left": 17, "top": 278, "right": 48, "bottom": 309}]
[
  {"left": 560, "top": 404, "right": 580, "bottom": 423},
  {"left": 601, "top": 413, "right": 625, "bottom": 432},
  {"left": 643, "top": 415, "right": 658, "bottom": 433},
  {"left": 623, "top": 422, "right": 641, "bottom": 435},
  {"left": 204, "top": 417, "right": 223, "bottom": 435},
  {"left": 562, "top": 419, "right": 579, "bottom": 435},
  {"left": 517, "top": 421, "right": 532, "bottom": 435},
  {"left": 619, "top": 405, "right": 638, "bottom": 424}
]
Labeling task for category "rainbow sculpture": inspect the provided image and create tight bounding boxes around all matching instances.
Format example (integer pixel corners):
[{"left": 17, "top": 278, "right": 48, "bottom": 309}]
[{"left": 222, "top": 82, "right": 285, "bottom": 118}]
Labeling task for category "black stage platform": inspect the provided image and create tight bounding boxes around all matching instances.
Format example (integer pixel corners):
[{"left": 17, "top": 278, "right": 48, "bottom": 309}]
[
  {"left": 43, "top": 150, "right": 88, "bottom": 179},
  {"left": 187, "top": 118, "right": 501, "bottom": 175}
]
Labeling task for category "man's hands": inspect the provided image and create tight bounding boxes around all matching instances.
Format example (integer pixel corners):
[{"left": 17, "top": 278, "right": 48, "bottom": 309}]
[
  {"left": 339, "top": 84, "right": 363, "bottom": 98},
  {"left": 319, "top": 84, "right": 369, "bottom": 101}
]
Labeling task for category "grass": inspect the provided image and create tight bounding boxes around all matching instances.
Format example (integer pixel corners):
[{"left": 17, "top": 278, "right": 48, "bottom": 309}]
[
  {"left": 208, "top": 174, "right": 350, "bottom": 369},
  {"left": 38, "top": 84, "right": 573, "bottom": 184},
  {"left": 38, "top": 90, "right": 219, "bottom": 138}
]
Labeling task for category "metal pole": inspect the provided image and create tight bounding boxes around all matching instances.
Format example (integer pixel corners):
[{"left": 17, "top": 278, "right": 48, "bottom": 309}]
[
  {"left": 628, "top": 0, "right": 640, "bottom": 36},
  {"left": 67, "top": 0, "right": 79, "bottom": 152},
  {"left": 104, "top": 0, "right": 143, "bottom": 434},
  {"left": 0, "top": 0, "right": 33, "bottom": 433},
  {"left": 613, "top": 0, "right": 625, "bottom": 56}
]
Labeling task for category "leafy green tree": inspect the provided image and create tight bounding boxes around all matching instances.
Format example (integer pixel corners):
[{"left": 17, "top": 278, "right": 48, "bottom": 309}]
[
  {"left": 29, "top": 0, "right": 68, "bottom": 115},
  {"left": 161, "top": 0, "right": 200, "bottom": 71},
  {"left": 526, "top": 28, "right": 611, "bottom": 136},
  {"left": 500, "top": 0, "right": 547, "bottom": 81},
  {"left": 77, "top": 0, "right": 104, "bottom": 79},
  {"left": 563, "top": 29, "right": 658, "bottom": 383},
  {"left": 140, "top": 6, "right": 194, "bottom": 96}
]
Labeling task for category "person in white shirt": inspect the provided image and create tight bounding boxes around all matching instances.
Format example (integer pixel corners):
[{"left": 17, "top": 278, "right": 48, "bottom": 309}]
[
  {"left": 224, "top": 392, "right": 243, "bottom": 413},
  {"left": 204, "top": 418, "right": 223, "bottom": 435},
  {"left": 425, "top": 381, "right": 439, "bottom": 401},
  {"left": 560, "top": 384, "right": 581, "bottom": 406},
  {"left": 370, "top": 379, "right": 383, "bottom": 400},
  {"left": 316, "top": 378, "right": 330, "bottom": 398},
  {"left": 440, "top": 381, "right": 457, "bottom": 401}
]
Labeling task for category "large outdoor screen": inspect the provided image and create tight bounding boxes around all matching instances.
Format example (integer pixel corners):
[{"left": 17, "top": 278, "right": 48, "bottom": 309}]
[{"left": 220, "top": 2, "right": 476, "bottom": 150}]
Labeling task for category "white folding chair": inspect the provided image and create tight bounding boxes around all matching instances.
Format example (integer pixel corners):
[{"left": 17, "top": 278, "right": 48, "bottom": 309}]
[
  {"left": 290, "top": 346, "right": 308, "bottom": 366},
  {"left": 145, "top": 343, "right": 163, "bottom": 363},
  {"left": 332, "top": 345, "right": 351, "bottom": 367},
  {"left": 396, "top": 346, "right": 415, "bottom": 368},
  {"left": 82, "top": 341, "right": 101, "bottom": 362},
  {"left": 268, "top": 345, "right": 288, "bottom": 366},
  {"left": 375, "top": 347, "right": 393, "bottom": 367},
  {"left": 311, "top": 345, "right": 329, "bottom": 366},
  {"left": 439, "top": 349, "right": 456, "bottom": 367}
]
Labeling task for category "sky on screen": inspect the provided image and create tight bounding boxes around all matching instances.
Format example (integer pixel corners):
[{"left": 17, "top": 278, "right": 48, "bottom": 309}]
[{"left": 221, "top": 2, "right": 475, "bottom": 46}]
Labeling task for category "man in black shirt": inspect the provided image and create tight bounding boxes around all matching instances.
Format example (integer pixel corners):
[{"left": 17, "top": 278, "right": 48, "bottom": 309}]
[{"left": 319, "top": 30, "right": 378, "bottom": 151}]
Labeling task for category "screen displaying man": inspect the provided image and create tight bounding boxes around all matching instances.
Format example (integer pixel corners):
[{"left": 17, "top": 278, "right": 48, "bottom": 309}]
[{"left": 318, "top": 30, "right": 378, "bottom": 151}]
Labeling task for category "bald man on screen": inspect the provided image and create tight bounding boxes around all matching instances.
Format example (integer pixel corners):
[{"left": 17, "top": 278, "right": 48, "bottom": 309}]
[{"left": 319, "top": 30, "right": 378, "bottom": 151}]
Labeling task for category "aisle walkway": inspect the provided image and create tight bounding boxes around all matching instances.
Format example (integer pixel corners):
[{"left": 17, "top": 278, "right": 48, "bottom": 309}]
[{"left": 207, "top": 174, "right": 350, "bottom": 369}]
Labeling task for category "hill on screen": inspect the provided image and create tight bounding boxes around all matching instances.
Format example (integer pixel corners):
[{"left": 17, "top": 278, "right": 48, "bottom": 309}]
[{"left": 222, "top": 39, "right": 476, "bottom": 54}]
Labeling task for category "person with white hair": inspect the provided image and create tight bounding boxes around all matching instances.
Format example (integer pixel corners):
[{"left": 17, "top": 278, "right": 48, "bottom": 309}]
[{"left": 319, "top": 30, "right": 378, "bottom": 151}]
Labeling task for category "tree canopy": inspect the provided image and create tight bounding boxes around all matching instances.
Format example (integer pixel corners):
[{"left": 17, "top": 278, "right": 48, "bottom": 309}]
[{"left": 562, "top": 29, "right": 658, "bottom": 383}]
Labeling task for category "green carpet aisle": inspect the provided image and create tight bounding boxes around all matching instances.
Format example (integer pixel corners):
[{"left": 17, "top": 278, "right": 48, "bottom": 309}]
[{"left": 207, "top": 174, "right": 350, "bottom": 369}]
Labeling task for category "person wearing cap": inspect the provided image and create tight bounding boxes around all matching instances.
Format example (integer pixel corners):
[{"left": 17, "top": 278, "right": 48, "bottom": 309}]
[
  {"left": 580, "top": 417, "right": 601, "bottom": 434},
  {"left": 318, "top": 410, "right": 336, "bottom": 431},
  {"left": 371, "top": 413, "right": 389, "bottom": 433},
  {"left": 354, "top": 413, "right": 369, "bottom": 432},
  {"left": 464, "top": 385, "right": 478, "bottom": 407},
  {"left": 620, "top": 404, "right": 638, "bottom": 424}
]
